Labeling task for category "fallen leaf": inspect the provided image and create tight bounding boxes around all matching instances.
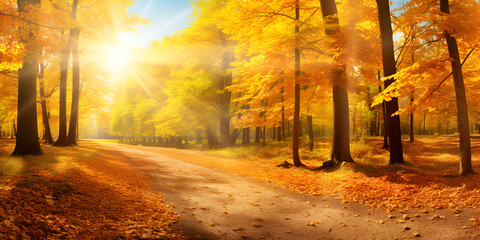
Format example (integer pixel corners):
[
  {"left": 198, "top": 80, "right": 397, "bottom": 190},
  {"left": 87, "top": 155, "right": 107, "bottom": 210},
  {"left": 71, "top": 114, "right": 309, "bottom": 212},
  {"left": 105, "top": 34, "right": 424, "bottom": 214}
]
[
  {"left": 430, "top": 215, "right": 445, "bottom": 220},
  {"left": 403, "top": 226, "right": 411, "bottom": 231},
  {"left": 252, "top": 223, "right": 262, "bottom": 228}
]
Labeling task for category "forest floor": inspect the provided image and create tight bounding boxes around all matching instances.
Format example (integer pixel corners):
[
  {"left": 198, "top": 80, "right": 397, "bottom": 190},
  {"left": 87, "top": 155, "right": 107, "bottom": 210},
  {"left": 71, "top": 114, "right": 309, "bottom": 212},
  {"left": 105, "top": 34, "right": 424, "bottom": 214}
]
[
  {"left": 92, "top": 136, "right": 480, "bottom": 239},
  {"left": 0, "top": 136, "right": 480, "bottom": 239},
  {"left": 0, "top": 139, "right": 183, "bottom": 239}
]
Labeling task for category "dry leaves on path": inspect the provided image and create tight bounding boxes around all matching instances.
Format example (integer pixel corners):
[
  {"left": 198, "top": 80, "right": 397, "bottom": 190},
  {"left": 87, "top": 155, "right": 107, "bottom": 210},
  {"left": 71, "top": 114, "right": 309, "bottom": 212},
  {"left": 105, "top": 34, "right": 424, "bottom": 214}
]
[{"left": 0, "top": 141, "right": 183, "bottom": 239}]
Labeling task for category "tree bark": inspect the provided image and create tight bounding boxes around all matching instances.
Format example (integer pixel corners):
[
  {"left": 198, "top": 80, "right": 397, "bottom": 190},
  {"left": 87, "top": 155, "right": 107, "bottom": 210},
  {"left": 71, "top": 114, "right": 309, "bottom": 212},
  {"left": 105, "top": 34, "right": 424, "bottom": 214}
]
[
  {"left": 219, "top": 35, "right": 233, "bottom": 147},
  {"left": 281, "top": 81, "right": 286, "bottom": 141},
  {"left": 255, "top": 126, "right": 260, "bottom": 143},
  {"left": 66, "top": 9, "right": 80, "bottom": 145},
  {"left": 206, "top": 125, "right": 218, "bottom": 148},
  {"left": 320, "top": 0, "right": 353, "bottom": 165},
  {"left": 409, "top": 93, "right": 414, "bottom": 143},
  {"left": 277, "top": 126, "right": 281, "bottom": 142},
  {"left": 39, "top": 63, "right": 54, "bottom": 144},
  {"left": 440, "top": 0, "right": 474, "bottom": 175},
  {"left": 376, "top": 0, "right": 404, "bottom": 164},
  {"left": 292, "top": 0, "right": 304, "bottom": 167},
  {"left": 53, "top": 37, "right": 70, "bottom": 146},
  {"left": 262, "top": 126, "right": 266, "bottom": 147},
  {"left": 12, "top": 0, "right": 42, "bottom": 155},
  {"left": 242, "top": 128, "right": 246, "bottom": 144},
  {"left": 54, "top": 0, "right": 78, "bottom": 146}
]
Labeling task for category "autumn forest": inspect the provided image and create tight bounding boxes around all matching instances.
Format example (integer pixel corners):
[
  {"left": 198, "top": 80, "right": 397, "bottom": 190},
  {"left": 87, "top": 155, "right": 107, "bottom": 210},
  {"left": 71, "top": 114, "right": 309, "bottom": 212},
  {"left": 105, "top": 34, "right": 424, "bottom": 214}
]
[{"left": 1, "top": 0, "right": 480, "bottom": 239}]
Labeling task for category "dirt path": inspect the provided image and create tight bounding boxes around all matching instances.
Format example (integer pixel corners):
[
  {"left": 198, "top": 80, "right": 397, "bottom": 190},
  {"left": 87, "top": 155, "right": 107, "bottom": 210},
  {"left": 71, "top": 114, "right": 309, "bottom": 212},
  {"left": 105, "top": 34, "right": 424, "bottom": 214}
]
[{"left": 92, "top": 141, "right": 479, "bottom": 240}]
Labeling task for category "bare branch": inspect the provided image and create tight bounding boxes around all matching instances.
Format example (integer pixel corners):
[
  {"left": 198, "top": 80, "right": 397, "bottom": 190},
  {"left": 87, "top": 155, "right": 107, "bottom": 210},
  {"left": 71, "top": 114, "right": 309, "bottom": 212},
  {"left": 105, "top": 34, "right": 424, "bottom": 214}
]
[{"left": 0, "top": 11, "right": 65, "bottom": 30}]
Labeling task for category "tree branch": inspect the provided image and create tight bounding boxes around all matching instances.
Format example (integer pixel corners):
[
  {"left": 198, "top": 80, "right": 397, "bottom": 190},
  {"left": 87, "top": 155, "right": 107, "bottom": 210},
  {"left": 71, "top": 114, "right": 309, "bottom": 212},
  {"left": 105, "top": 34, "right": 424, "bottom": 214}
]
[
  {"left": 0, "top": 11, "right": 65, "bottom": 30},
  {"left": 428, "top": 45, "right": 477, "bottom": 97}
]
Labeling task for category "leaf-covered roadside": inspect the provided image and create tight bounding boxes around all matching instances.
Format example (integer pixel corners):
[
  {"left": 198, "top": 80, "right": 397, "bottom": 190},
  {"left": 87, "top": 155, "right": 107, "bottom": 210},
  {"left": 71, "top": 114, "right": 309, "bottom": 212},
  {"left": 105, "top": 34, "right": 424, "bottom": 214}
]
[
  {"left": 147, "top": 137, "right": 480, "bottom": 229},
  {"left": 0, "top": 140, "right": 183, "bottom": 239}
]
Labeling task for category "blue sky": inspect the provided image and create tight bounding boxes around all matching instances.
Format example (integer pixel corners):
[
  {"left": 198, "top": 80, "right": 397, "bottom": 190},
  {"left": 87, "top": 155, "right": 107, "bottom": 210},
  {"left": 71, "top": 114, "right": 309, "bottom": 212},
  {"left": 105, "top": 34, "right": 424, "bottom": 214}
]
[{"left": 122, "top": 0, "right": 193, "bottom": 48}]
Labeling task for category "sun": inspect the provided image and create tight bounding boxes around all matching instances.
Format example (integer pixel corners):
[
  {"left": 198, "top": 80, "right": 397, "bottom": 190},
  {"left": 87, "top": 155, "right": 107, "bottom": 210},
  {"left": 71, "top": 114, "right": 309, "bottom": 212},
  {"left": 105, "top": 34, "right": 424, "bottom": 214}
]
[{"left": 105, "top": 43, "right": 132, "bottom": 72}]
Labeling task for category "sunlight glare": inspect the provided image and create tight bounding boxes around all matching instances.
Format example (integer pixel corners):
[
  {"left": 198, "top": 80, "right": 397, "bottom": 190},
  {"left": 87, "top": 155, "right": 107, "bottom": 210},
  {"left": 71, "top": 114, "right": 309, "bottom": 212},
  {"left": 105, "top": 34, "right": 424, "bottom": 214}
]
[{"left": 105, "top": 43, "right": 132, "bottom": 72}]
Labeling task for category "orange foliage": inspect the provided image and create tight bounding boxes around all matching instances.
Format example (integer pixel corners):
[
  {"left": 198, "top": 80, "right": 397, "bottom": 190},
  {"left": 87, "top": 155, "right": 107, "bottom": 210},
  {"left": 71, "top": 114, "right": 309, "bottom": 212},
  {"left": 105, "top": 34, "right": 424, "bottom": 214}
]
[
  {"left": 0, "top": 140, "right": 183, "bottom": 239},
  {"left": 148, "top": 137, "right": 480, "bottom": 215}
]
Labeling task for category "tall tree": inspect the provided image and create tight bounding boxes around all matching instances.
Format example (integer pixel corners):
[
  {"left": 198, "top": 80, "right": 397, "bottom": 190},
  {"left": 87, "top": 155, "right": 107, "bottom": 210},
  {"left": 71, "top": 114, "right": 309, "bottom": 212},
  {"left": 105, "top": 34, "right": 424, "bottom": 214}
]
[
  {"left": 320, "top": 0, "right": 354, "bottom": 165},
  {"left": 409, "top": 91, "right": 414, "bottom": 143},
  {"left": 38, "top": 63, "right": 54, "bottom": 144},
  {"left": 440, "top": 0, "right": 474, "bottom": 175},
  {"left": 12, "top": 0, "right": 42, "bottom": 155},
  {"left": 54, "top": 0, "right": 78, "bottom": 146},
  {"left": 218, "top": 36, "right": 234, "bottom": 147},
  {"left": 292, "top": 0, "right": 304, "bottom": 167},
  {"left": 375, "top": 0, "right": 404, "bottom": 164},
  {"left": 66, "top": 26, "right": 80, "bottom": 145}
]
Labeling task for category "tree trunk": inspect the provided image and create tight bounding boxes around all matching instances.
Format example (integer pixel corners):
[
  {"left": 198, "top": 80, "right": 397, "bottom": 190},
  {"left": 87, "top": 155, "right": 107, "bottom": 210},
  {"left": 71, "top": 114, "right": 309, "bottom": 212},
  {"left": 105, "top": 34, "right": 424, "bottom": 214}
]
[
  {"left": 12, "top": 0, "right": 42, "bottom": 155},
  {"left": 376, "top": 0, "right": 404, "bottom": 164},
  {"left": 66, "top": 27, "right": 80, "bottom": 145},
  {"left": 440, "top": 0, "right": 474, "bottom": 175},
  {"left": 409, "top": 93, "right": 414, "bottom": 143},
  {"left": 206, "top": 125, "right": 218, "bottom": 148},
  {"left": 307, "top": 115, "right": 314, "bottom": 151},
  {"left": 255, "top": 127, "right": 260, "bottom": 143},
  {"left": 54, "top": 0, "right": 78, "bottom": 146},
  {"left": 376, "top": 109, "right": 380, "bottom": 136},
  {"left": 219, "top": 36, "right": 233, "bottom": 147},
  {"left": 39, "top": 63, "right": 54, "bottom": 144},
  {"left": 54, "top": 35, "right": 71, "bottom": 146},
  {"left": 242, "top": 128, "right": 246, "bottom": 144},
  {"left": 277, "top": 126, "right": 281, "bottom": 142},
  {"left": 195, "top": 129, "right": 202, "bottom": 144},
  {"left": 320, "top": 0, "right": 353, "bottom": 165},
  {"left": 281, "top": 82, "right": 286, "bottom": 141},
  {"left": 287, "top": 121, "right": 291, "bottom": 137},
  {"left": 292, "top": 0, "right": 303, "bottom": 167},
  {"left": 262, "top": 126, "right": 266, "bottom": 147},
  {"left": 423, "top": 112, "right": 426, "bottom": 134},
  {"left": 13, "top": 120, "right": 17, "bottom": 138},
  {"left": 352, "top": 104, "right": 357, "bottom": 137}
]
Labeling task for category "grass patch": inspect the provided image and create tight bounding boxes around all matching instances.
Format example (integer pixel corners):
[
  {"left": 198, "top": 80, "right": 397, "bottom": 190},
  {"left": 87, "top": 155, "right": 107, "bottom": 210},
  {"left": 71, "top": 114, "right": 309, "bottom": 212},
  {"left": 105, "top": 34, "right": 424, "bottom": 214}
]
[
  {"left": 209, "top": 145, "right": 284, "bottom": 160},
  {"left": 0, "top": 157, "right": 23, "bottom": 177}
]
